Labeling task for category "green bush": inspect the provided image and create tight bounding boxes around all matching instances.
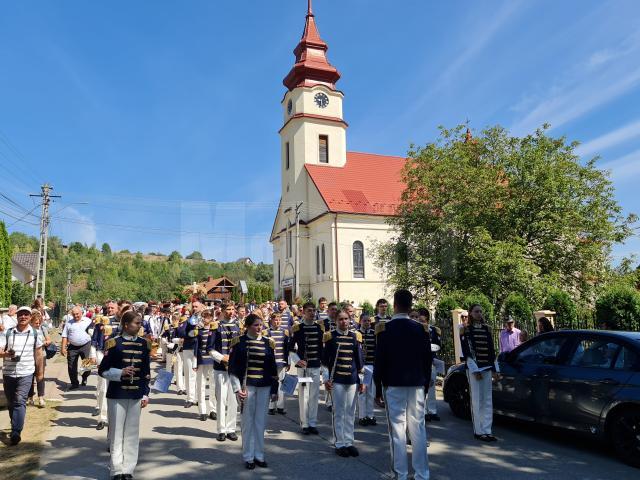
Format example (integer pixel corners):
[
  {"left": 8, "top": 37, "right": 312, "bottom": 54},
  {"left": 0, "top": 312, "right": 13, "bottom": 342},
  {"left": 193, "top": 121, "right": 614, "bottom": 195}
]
[
  {"left": 544, "top": 289, "right": 577, "bottom": 330},
  {"left": 464, "top": 291, "right": 494, "bottom": 323},
  {"left": 595, "top": 285, "right": 640, "bottom": 331},
  {"left": 436, "top": 291, "right": 465, "bottom": 322},
  {"left": 359, "top": 300, "right": 374, "bottom": 315},
  {"left": 10, "top": 280, "right": 32, "bottom": 307},
  {"left": 503, "top": 292, "right": 533, "bottom": 323}
]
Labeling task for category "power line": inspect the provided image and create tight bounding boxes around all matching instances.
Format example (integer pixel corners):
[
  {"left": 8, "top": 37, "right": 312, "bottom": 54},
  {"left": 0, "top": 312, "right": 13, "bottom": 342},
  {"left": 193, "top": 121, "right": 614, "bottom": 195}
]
[
  {"left": 0, "top": 207, "right": 40, "bottom": 226},
  {"left": 8, "top": 204, "right": 41, "bottom": 227}
]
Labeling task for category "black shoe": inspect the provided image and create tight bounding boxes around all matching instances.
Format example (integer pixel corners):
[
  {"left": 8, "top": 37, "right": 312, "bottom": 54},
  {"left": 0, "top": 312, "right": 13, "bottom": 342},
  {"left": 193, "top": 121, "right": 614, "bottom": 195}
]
[
  {"left": 254, "top": 459, "right": 268, "bottom": 468},
  {"left": 369, "top": 417, "right": 377, "bottom": 426},
  {"left": 9, "top": 433, "right": 21, "bottom": 446},
  {"left": 358, "top": 418, "right": 368, "bottom": 426},
  {"left": 217, "top": 433, "right": 226, "bottom": 442},
  {"left": 96, "top": 421, "right": 106, "bottom": 430},
  {"left": 431, "top": 414, "right": 441, "bottom": 421},
  {"left": 308, "top": 426, "right": 319, "bottom": 435},
  {"left": 91, "top": 408, "right": 99, "bottom": 417},
  {"left": 177, "top": 390, "right": 186, "bottom": 395},
  {"left": 477, "top": 434, "right": 493, "bottom": 442},
  {"left": 486, "top": 434, "right": 498, "bottom": 442},
  {"left": 327, "top": 405, "right": 332, "bottom": 412},
  {"left": 184, "top": 401, "right": 194, "bottom": 408},
  {"left": 209, "top": 411, "right": 217, "bottom": 420},
  {"left": 268, "top": 408, "right": 276, "bottom": 415},
  {"left": 122, "top": 475, "right": 133, "bottom": 480},
  {"left": 200, "top": 414, "right": 207, "bottom": 421},
  {"left": 245, "top": 462, "right": 255, "bottom": 470},
  {"left": 81, "top": 378, "right": 88, "bottom": 386},
  {"left": 347, "top": 445, "right": 359, "bottom": 457},
  {"left": 226, "top": 432, "right": 238, "bottom": 441},
  {"left": 301, "top": 427, "right": 310, "bottom": 435},
  {"left": 277, "top": 408, "right": 286, "bottom": 415},
  {"left": 335, "top": 447, "right": 349, "bottom": 457},
  {"left": 111, "top": 476, "right": 123, "bottom": 480}
]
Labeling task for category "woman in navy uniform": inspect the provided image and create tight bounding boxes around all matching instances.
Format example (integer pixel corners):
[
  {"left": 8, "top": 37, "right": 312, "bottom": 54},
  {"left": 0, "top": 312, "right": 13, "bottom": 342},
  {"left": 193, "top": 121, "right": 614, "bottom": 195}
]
[
  {"left": 229, "top": 314, "right": 278, "bottom": 470},
  {"left": 460, "top": 303, "right": 499, "bottom": 442},
  {"left": 195, "top": 309, "right": 217, "bottom": 421},
  {"left": 98, "top": 310, "right": 151, "bottom": 480},
  {"left": 323, "top": 310, "right": 365, "bottom": 457},
  {"left": 357, "top": 313, "right": 377, "bottom": 426}
]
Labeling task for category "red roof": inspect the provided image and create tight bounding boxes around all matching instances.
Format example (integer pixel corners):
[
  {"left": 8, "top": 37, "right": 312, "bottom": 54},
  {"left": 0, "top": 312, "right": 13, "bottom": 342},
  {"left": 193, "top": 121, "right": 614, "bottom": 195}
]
[
  {"left": 305, "top": 152, "right": 406, "bottom": 216},
  {"left": 283, "top": 0, "right": 341, "bottom": 91}
]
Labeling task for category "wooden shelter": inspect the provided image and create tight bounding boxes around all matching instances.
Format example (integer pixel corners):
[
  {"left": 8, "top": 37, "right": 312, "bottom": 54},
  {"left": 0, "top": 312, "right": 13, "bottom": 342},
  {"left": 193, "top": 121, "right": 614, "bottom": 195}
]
[{"left": 199, "top": 276, "right": 236, "bottom": 301}]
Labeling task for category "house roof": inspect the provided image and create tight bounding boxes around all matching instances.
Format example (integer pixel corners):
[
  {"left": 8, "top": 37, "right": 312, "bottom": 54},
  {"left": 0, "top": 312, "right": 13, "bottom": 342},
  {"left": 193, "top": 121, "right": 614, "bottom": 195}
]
[
  {"left": 199, "top": 276, "right": 236, "bottom": 293},
  {"left": 305, "top": 151, "right": 406, "bottom": 216},
  {"left": 12, "top": 252, "right": 38, "bottom": 276}
]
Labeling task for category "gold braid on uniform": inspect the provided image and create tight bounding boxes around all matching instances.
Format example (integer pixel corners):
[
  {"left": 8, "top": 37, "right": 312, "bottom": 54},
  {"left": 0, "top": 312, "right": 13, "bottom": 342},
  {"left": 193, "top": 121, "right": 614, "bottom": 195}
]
[
  {"left": 292, "top": 322, "right": 301, "bottom": 333},
  {"left": 268, "top": 338, "right": 276, "bottom": 350},
  {"left": 105, "top": 338, "right": 117, "bottom": 350},
  {"left": 230, "top": 336, "right": 240, "bottom": 348},
  {"left": 355, "top": 331, "right": 363, "bottom": 343},
  {"left": 323, "top": 331, "right": 333, "bottom": 343}
]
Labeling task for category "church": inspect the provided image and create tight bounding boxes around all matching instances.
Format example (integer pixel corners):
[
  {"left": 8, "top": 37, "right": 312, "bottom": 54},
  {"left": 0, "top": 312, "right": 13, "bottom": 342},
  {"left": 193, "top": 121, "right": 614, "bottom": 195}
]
[{"left": 270, "top": 1, "right": 405, "bottom": 305}]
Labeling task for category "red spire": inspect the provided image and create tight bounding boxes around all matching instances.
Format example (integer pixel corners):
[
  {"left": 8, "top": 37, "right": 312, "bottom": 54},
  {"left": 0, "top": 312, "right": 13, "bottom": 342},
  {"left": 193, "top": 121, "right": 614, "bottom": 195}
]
[{"left": 283, "top": 1, "right": 341, "bottom": 91}]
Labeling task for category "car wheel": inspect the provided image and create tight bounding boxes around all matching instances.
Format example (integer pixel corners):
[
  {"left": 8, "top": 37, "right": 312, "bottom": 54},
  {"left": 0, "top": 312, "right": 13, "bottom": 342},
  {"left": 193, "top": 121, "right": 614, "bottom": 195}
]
[
  {"left": 447, "top": 373, "right": 471, "bottom": 420},
  {"left": 610, "top": 407, "right": 640, "bottom": 468}
]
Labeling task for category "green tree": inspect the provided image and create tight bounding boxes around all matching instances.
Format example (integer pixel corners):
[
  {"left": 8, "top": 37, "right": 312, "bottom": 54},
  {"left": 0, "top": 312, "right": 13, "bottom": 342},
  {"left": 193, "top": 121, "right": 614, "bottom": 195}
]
[
  {"left": 101, "top": 243, "right": 112, "bottom": 255},
  {"left": 0, "top": 222, "right": 12, "bottom": 306},
  {"left": 186, "top": 251, "right": 203, "bottom": 260},
  {"left": 595, "top": 285, "right": 640, "bottom": 331},
  {"left": 10, "top": 280, "right": 33, "bottom": 307},
  {"left": 544, "top": 289, "right": 578, "bottom": 330},
  {"left": 377, "top": 124, "right": 635, "bottom": 312},
  {"left": 168, "top": 251, "right": 182, "bottom": 262},
  {"left": 503, "top": 292, "right": 534, "bottom": 333}
]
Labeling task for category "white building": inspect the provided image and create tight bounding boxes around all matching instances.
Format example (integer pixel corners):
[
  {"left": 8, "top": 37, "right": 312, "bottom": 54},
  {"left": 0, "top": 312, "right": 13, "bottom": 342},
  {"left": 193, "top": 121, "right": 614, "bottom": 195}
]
[
  {"left": 11, "top": 252, "right": 37, "bottom": 285},
  {"left": 271, "top": 3, "right": 405, "bottom": 305}
]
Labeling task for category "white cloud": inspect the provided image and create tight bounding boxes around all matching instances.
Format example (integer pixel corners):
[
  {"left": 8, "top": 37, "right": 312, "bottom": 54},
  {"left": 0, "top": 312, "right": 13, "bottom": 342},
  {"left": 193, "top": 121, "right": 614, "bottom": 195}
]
[
  {"left": 575, "top": 119, "right": 640, "bottom": 158},
  {"left": 600, "top": 148, "right": 640, "bottom": 181},
  {"left": 55, "top": 206, "right": 97, "bottom": 245},
  {"left": 511, "top": 31, "right": 640, "bottom": 136}
]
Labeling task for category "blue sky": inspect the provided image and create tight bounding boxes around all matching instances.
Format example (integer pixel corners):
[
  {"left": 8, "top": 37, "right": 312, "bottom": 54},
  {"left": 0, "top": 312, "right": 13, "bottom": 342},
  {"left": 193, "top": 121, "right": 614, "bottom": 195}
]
[{"left": 1, "top": 0, "right": 639, "bottom": 264}]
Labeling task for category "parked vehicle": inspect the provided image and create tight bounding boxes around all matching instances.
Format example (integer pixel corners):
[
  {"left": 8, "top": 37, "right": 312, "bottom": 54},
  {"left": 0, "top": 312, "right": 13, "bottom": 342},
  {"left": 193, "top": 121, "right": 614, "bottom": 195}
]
[{"left": 443, "top": 330, "right": 640, "bottom": 467}]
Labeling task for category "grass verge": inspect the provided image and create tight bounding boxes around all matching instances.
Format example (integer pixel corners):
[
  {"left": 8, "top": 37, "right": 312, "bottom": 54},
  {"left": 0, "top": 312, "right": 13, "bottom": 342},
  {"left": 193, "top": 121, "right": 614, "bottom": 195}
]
[{"left": 0, "top": 401, "right": 60, "bottom": 480}]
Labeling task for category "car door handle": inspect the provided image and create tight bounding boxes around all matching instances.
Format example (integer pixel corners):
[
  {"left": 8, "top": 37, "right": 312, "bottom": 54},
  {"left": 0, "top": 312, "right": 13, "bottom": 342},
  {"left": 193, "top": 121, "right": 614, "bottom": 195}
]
[{"left": 600, "top": 378, "right": 619, "bottom": 386}]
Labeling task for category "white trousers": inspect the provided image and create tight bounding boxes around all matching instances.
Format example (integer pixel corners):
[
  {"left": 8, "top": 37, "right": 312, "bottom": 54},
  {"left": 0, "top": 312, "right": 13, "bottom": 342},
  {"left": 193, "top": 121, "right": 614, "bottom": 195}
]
[
  {"left": 321, "top": 366, "right": 332, "bottom": 407},
  {"left": 107, "top": 398, "right": 142, "bottom": 477},
  {"left": 426, "top": 366, "right": 437, "bottom": 415},
  {"left": 269, "top": 365, "right": 286, "bottom": 410},
  {"left": 175, "top": 350, "right": 185, "bottom": 392},
  {"left": 297, "top": 367, "right": 320, "bottom": 428},
  {"left": 467, "top": 369, "right": 493, "bottom": 435},
  {"left": 183, "top": 350, "right": 197, "bottom": 402},
  {"left": 383, "top": 386, "right": 429, "bottom": 480},
  {"left": 241, "top": 386, "right": 270, "bottom": 462},
  {"left": 160, "top": 340, "right": 168, "bottom": 362},
  {"left": 214, "top": 369, "right": 238, "bottom": 434},
  {"left": 358, "top": 365, "right": 375, "bottom": 419},
  {"left": 332, "top": 383, "right": 358, "bottom": 448},
  {"left": 95, "top": 350, "right": 108, "bottom": 422},
  {"left": 196, "top": 363, "right": 216, "bottom": 415},
  {"left": 164, "top": 351, "right": 173, "bottom": 374}
]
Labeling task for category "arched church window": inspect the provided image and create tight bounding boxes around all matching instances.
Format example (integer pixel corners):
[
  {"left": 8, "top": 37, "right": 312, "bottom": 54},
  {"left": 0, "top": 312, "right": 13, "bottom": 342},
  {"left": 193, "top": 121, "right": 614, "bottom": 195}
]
[{"left": 353, "top": 241, "right": 364, "bottom": 278}]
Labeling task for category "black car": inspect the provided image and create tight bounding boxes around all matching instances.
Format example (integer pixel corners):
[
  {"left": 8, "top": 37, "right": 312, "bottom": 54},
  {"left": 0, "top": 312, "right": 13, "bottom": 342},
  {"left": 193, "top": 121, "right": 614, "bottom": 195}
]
[{"left": 443, "top": 330, "right": 640, "bottom": 467}]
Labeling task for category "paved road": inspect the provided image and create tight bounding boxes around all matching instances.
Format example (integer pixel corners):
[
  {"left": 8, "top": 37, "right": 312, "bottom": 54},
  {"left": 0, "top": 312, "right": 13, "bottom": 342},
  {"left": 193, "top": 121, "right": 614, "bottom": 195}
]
[{"left": 37, "top": 363, "right": 638, "bottom": 479}]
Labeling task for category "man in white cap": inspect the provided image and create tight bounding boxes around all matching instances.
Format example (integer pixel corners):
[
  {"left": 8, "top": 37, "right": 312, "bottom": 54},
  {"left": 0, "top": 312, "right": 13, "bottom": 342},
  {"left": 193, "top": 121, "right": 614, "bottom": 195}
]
[{"left": 0, "top": 306, "right": 44, "bottom": 445}]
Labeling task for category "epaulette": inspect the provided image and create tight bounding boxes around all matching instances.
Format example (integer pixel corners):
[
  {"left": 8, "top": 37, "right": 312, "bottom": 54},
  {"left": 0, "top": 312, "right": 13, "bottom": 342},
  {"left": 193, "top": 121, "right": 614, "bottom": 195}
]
[
  {"left": 284, "top": 329, "right": 290, "bottom": 337},
  {"left": 317, "top": 320, "right": 326, "bottom": 332},
  {"left": 268, "top": 337, "right": 276, "bottom": 350},
  {"left": 105, "top": 338, "right": 117, "bottom": 350},
  {"left": 230, "top": 336, "right": 240, "bottom": 347},
  {"left": 146, "top": 338, "right": 153, "bottom": 350},
  {"left": 355, "top": 331, "right": 363, "bottom": 343},
  {"left": 434, "top": 326, "right": 442, "bottom": 336},
  {"left": 262, "top": 329, "right": 270, "bottom": 337},
  {"left": 375, "top": 322, "right": 386, "bottom": 335},
  {"left": 210, "top": 321, "right": 219, "bottom": 331},
  {"left": 292, "top": 322, "right": 301, "bottom": 333},
  {"left": 323, "top": 331, "right": 333, "bottom": 343}
]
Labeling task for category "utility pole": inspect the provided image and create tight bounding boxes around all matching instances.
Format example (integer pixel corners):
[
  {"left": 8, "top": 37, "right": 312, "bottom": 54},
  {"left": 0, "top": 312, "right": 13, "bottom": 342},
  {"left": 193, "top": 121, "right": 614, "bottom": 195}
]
[
  {"left": 65, "top": 268, "right": 72, "bottom": 312},
  {"left": 30, "top": 184, "right": 61, "bottom": 302},
  {"left": 294, "top": 201, "right": 303, "bottom": 301}
]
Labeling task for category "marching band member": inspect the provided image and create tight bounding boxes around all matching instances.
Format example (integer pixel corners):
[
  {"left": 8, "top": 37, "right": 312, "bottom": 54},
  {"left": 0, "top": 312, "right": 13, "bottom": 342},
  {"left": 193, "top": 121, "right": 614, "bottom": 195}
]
[
  {"left": 166, "top": 313, "right": 186, "bottom": 395},
  {"left": 210, "top": 302, "right": 240, "bottom": 441},
  {"left": 195, "top": 309, "right": 217, "bottom": 421},
  {"left": 177, "top": 299, "right": 204, "bottom": 407},
  {"left": 290, "top": 302, "right": 324, "bottom": 435},
  {"left": 236, "top": 304, "right": 247, "bottom": 333},
  {"left": 99, "top": 310, "right": 151, "bottom": 480},
  {"left": 90, "top": 301, "right": 120, "bottom": 431},
  {"left": 357, "top": 313, "right": 377, "bottom": 426},
  {"left": 229, "top": 314, "right": 278, "bottom": 470},
  {"left": 315, "top": 297, "right": 329, "bottom": 325},
  {"left": 265, "top": 312, "right": 289, "bottom": 415},
  {"left": 322, "top": 310, "right": 365, "bottom": 457},
  {"left": 374, "top": 290, "right": 432, "bottom": 480},
  {"left": 321, "top": 302, "right": 339, "bottom": 410},
  {"left": 419, "top": 308, "right": 441, "bottom": 422},
  {"left": 460, "top": 303, "right": 499, "bottom": 442},
  {"left": 373, "top": 298, "right": 390, "bottom": 408}
]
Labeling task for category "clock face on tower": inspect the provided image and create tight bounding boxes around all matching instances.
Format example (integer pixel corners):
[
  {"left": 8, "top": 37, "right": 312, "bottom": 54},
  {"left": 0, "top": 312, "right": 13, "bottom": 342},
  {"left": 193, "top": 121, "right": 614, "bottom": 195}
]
[{"left": 314, "top": 92, "right": 329, "bottom": 109}]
